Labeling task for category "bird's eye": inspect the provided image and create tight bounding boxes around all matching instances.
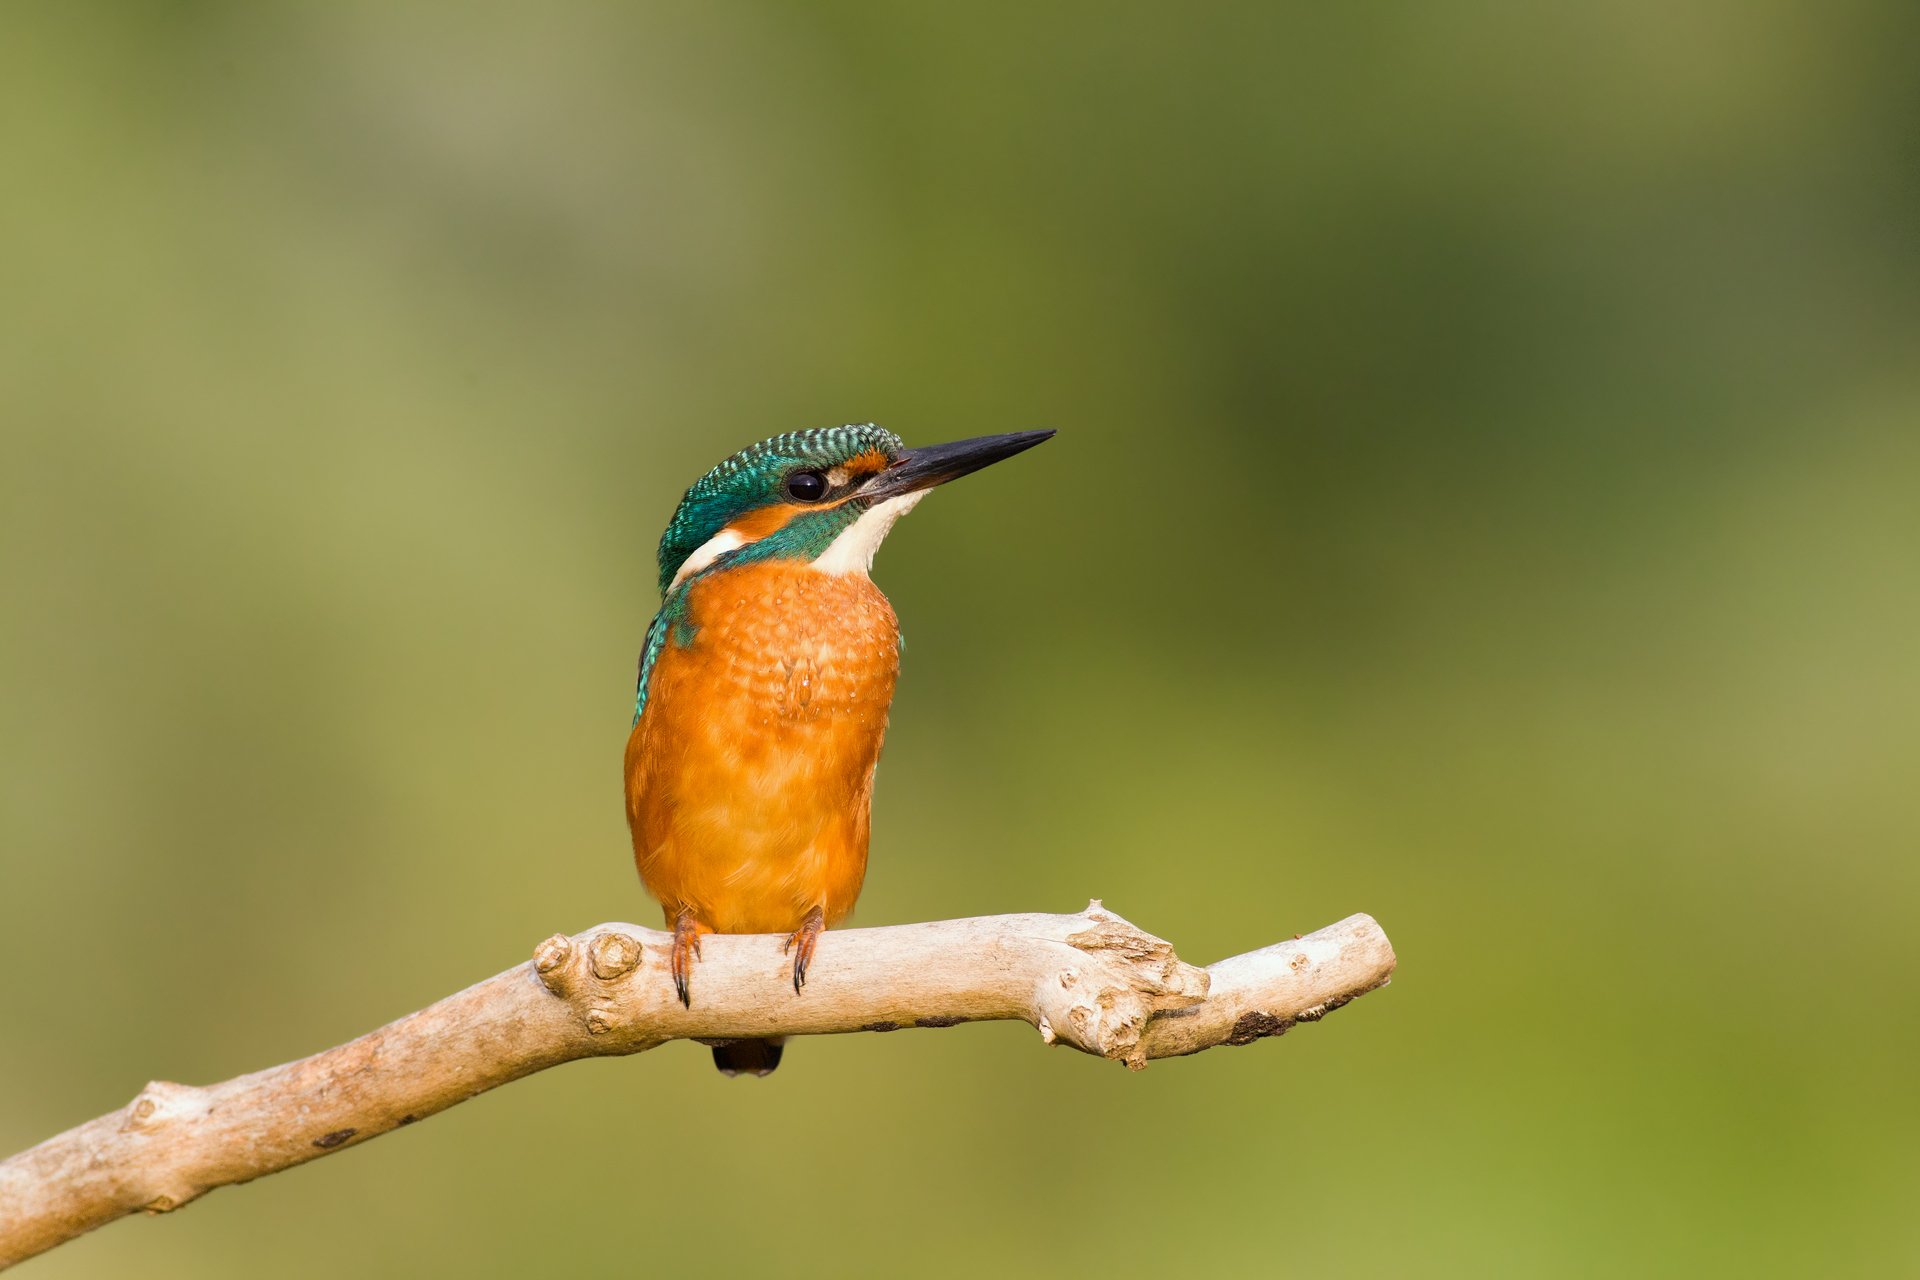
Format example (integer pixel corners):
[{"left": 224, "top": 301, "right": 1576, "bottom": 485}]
[{"left": 785, "top": 471, "right": 829, "bottom": 502}]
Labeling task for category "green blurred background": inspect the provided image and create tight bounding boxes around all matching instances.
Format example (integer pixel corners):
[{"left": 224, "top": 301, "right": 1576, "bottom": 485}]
[{"left": 4, "top": 2, "right": 1917, "bottom": 1275}]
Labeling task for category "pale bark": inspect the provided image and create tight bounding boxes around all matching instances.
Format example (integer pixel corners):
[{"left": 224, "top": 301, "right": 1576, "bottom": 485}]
[{"left": 0, "top": 904, "right": 1394, "bottom": 1269}]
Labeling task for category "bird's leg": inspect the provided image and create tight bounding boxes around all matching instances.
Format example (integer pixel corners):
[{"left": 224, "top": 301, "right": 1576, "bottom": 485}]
[
  {"left": 669, "top": 909, "right": 712, "bottom": 1008},
  {"left": 783, "top": 906, "right": 826, "bottom": 994}
]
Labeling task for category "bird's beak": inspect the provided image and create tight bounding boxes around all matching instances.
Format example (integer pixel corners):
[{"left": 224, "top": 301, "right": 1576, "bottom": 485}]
[{"left": 862, "top": 430, "right": 1056, "bottom": 501}]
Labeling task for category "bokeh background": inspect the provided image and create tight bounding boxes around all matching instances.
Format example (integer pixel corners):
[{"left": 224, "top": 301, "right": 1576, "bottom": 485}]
[{"left": 4, "top": 3, "right": 1917, "bottom": 1275}]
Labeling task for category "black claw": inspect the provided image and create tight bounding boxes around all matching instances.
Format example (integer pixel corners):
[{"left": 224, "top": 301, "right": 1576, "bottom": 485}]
[
  {"left": 670, "top": 912, "right": 704, "bottom": 1010},
  {"left": 786, "top": 907, "right": 824, "bottom": 996}
]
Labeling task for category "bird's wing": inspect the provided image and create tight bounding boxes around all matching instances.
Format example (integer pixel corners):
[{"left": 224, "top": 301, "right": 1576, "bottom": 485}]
[
  {"left": 632, "top": 611, "right": 667, "bottom": 726},
  {"left": 632, "top": 578, "right": 701, "bottom": 726}
]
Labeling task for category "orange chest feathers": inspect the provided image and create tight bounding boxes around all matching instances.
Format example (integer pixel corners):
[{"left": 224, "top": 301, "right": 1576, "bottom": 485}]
[{"left": 623, "top": 563, "right": 901, "bottom": 934}]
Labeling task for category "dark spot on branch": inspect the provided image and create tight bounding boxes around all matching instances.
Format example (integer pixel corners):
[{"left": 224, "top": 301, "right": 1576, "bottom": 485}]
[
  {"left": 863, "top": 1021, "right": 901, "bottom": 1033},
  {"left": 914, "top": 1015, "right": 967, "bottom": 1028},
  {"left": 398, "top": 1115, "right": 418, "bottom": 1126},
  {"left": 1294, "top": 993, "right": 1355, "bottom": 1023},
  {"left": 313, "top": 1128, "right": 358, "bottom": 1149},
  {"left": 1226, "top": 1011, "right": 1292, "bottom": 1046}
]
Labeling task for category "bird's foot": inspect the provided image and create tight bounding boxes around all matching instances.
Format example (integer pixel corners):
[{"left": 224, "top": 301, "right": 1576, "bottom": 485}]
[
  {"left": 782, "top": 906, "right": 826, "bottom": 994},
  {"left": 670, "top": 910, "right": 712, "bottom": 1008}
]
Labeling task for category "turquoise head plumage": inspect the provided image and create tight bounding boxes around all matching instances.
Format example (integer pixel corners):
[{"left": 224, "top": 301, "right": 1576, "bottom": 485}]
[{"left": 655, "top": 424, "right": 906, "bottom": 593}]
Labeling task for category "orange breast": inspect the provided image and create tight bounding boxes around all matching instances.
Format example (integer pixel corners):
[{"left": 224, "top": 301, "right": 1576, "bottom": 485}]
[{"left": 623, "top": 562, "right": 900, "bottom": 935}]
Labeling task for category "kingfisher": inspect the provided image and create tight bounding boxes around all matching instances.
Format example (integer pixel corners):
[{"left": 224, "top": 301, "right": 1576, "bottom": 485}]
[{"left": 623, "top": 424, "right": 1053, "bottom": 1076}]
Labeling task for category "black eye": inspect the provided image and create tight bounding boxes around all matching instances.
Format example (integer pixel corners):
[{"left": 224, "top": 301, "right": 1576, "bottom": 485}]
[{"left": 785, "top": 471, "right": 828, "bottom": 502}]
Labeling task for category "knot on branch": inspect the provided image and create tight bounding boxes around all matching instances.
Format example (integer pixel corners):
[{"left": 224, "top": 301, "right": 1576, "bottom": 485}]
[
  {"left": 532, "top": 928, "right": 647, "bottom": 1036},
  {"left": 119, "top": 1080, "right": 193, "bottom": 1135},
  {"left": 532, "top": 934, "right": 574, "bottom": 993},
  {"left": 1034, "top": 903, "right": 1210, "bottom": 1069},
  {"left": 589, "top": 933, "right": 642, "bottom": 980},
  {"left": 116, "top": 1081, "right": 206, "bottom": 1215}
]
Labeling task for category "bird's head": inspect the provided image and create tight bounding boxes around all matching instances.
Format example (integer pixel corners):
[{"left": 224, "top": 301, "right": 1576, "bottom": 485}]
[{"left": 655, "top": 424, "right": 1054, "bottom": 593}]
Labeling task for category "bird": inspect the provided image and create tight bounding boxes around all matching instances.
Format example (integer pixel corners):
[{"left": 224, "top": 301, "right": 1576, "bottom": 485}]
[{"left": 623, "top": 423, "right": 1054, "bottom": 1077}]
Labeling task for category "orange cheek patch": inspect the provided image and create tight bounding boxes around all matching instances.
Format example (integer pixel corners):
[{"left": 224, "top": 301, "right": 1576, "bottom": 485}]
[{"left": 724, "top": 505, "right": 802, "bottom": 540}]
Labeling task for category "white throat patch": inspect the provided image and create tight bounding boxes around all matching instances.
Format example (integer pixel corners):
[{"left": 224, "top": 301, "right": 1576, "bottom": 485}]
[{"left": 813, "top": 493, "right": 926, "bottom": 577}]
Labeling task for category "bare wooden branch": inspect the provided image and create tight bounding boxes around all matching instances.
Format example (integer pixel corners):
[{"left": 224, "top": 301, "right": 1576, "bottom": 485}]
[{"left": 0, "top": 904, "right": 1394, "bottom": 1269}]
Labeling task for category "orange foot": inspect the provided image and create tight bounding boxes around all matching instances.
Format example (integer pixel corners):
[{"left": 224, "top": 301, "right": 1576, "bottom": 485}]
[
  {"left": 670, "top": 910, "right": 713, "bottom": 1008},
  {"left": 783, "top": 906, "right": 826, "bottom": 994}
]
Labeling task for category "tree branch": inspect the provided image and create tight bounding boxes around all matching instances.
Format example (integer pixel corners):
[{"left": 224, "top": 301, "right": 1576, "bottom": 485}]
[{"left": 0, "top": 904, "right": 1394, "bottom": 1269}]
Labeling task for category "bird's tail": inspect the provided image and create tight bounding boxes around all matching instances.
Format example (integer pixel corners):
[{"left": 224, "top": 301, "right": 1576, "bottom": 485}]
[{"left": 711, "top": 1037, "right": 785, "bottom": 1077}]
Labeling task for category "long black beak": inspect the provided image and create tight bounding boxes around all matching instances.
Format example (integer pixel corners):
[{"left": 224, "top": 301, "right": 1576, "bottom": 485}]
[{"left": 863, "top": 430, "right": 1055, "bottom": 501}]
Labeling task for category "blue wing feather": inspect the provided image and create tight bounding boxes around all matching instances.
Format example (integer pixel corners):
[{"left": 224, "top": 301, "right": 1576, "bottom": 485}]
[{"left": 632, "top": 581, "right": 695, "bottom": 725}]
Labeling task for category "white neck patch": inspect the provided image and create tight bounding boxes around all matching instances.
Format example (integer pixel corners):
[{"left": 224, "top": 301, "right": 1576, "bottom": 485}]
[
  {"left": 813, "top": 493, "right": 926, "bottom": 577},
  {"left": 666, "top": 527, "right": 748, "bottom": 590}
]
